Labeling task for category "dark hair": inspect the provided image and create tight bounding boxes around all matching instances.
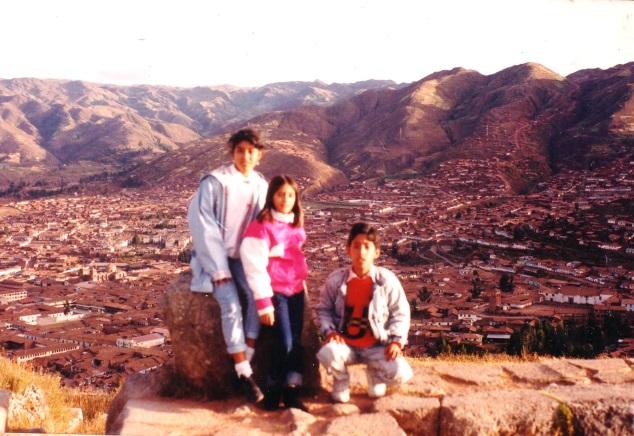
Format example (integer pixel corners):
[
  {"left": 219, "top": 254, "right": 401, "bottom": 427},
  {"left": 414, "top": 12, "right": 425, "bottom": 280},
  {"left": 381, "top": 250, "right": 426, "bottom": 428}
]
[
  {"left": 347, "top": 222, "right": 380, "bottom": 247},
  {"left": 227, "top": 128, "right": 264, "bottom": 152},
  {"left": 257, "top": 175, "right": 304, "bottom": 227}
]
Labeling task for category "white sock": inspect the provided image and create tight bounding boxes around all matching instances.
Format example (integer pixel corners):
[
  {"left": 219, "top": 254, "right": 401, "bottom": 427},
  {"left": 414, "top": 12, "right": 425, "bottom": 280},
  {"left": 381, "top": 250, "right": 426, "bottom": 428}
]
[
  {"left": 246, "top": 346, "right": 255, "bottom": 362},
  {"left": 234, "top": 360, "right": 253, "bottom": 378}
]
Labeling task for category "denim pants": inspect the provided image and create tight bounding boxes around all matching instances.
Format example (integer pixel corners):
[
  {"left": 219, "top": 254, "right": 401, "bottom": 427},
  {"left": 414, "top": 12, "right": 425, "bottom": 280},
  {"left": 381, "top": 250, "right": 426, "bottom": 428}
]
[
  {"left": 269, "top": 291, "right": 305, "bottom": 387},
  {"left": 317, "top": 342, "right": 413, "bottom": 387},
  {"left": 211, "top": 258, "right": 260, "bottom": 354}
]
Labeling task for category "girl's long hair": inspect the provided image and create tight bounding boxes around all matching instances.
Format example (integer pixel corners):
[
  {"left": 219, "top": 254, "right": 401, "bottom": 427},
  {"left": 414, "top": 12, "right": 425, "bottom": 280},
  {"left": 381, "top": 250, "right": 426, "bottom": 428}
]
[{"left": 257, "top": 175, "right": 304, "bottom": 227}]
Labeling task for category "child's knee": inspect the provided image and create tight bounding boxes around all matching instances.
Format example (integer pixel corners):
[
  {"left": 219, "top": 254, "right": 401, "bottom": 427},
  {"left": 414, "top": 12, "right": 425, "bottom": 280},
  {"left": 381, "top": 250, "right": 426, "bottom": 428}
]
[
  {"left": 317, "top": 342, "right": 348, "bottom": 369},
  {"left": 370, "top": 356, "right": 412, "bottom": 385}
]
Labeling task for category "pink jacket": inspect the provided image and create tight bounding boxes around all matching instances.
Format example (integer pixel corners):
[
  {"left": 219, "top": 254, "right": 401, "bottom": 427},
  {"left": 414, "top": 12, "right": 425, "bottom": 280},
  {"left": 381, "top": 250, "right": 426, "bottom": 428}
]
[{"left": 240, "top": 210, "right": 308, "bottom": 315}]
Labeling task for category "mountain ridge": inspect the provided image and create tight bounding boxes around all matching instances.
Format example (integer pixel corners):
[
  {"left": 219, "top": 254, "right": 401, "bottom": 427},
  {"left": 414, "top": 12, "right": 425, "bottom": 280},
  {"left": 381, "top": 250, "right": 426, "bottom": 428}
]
[{"left": 1, "top": 62, "right": 633, "bottom": 195}]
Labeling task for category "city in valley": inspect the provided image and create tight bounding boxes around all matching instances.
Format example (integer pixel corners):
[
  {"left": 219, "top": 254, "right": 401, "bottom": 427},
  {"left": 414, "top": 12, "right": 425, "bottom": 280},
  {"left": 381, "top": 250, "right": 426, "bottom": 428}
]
[{"left": 1, "top": 156, "right": 633, "bottom": 391}]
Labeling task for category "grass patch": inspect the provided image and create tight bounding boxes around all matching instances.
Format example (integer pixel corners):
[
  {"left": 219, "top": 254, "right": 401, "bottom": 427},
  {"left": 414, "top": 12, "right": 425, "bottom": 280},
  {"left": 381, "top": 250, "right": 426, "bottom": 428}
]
[
  {"left": 412, "top": 353, "right": 542, "bottom": 364},
  {"left": 0, "top": 357, "right": 115, "bottom": 433}
]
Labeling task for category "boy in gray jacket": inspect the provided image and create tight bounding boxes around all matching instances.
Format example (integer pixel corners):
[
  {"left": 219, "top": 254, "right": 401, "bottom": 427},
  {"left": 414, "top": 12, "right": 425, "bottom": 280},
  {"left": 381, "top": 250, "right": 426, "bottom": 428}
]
[
  {"left": 187, "top": 128, "right": 269, "bottom": 402},
  {"left": 316, "top": 222, "right": 413, "bottom": 403}
]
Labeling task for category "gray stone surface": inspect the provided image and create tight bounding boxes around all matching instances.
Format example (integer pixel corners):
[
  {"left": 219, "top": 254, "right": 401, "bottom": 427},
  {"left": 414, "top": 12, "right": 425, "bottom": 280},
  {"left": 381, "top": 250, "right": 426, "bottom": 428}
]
[
  {"left": 546, "top": 384, "right": 634, "bottom": 436},
  {"left": 162, "top": 272, "right": 321, "bottom": 398},
  {"left": 502, "top": 362, "right": 566, "bottom": 385},
  {"left": 592, "top": 370, "right": 634, "bottom": 384},
  {"left": 282, "top": 407, "right": 317, "bottom": 434},
  {"left": 0, "top": 389, "right": 9, "bottom": 434},
  {"left": 66, "top": 407, "right": 84, "bottom": 433},
  {"left": 117, "top": 397, "right": 289, "bottom": 435},
  {"left": 106, "top": 367, "right": 170, "bottom": 434},
  {"left": 7, "top": 385, "right": 48, "bottom": 431},
  {"left": 407, "top": 365, "right": 449, "bottom": 396},
  {"left": 441, "top": 388, "right": 559, "bottom": 436},
  {"left": 325, "top": 412, "right": 406, "bottom": 436},
  {"left": 568, "top": 358, "right": 631, "bottom": 373},
  {"left": 540, "top": 359, "right": 591, "bottom": 384},
  {"left": 433, "top": 363, "right": 505, "bottom": 387},
  {"left": 373, "top": 394, "right": 440, "bottom": 435},
  {"left": 331, "top": 403, "right": 361, "bottom": 416}
]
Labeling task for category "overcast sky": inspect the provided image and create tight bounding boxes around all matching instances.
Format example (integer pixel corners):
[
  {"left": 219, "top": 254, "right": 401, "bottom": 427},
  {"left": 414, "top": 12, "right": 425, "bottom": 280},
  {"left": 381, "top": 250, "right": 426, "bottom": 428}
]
[{"left": 2, "top": 0, "right": 632, "bottom": 88}]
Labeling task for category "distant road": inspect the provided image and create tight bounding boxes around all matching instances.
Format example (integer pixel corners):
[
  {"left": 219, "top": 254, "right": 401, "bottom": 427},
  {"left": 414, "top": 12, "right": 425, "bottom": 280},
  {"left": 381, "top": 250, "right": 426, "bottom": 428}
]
[{"left": 429, "top": 245, "right": 460, "bottom": 267}]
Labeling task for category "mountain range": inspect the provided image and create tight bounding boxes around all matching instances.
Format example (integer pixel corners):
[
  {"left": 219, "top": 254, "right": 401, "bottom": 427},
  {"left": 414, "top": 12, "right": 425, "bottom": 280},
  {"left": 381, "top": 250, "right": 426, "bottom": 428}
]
[{"left": 1, "top": 62, "right": 632, "bottom": 195}]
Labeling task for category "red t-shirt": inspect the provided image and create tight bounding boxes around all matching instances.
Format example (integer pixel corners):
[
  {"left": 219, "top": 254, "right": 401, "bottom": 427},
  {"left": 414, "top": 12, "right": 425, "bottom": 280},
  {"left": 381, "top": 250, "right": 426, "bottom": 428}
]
[{"left": 342, "top": 276, "right": 378, "bottom": 348}]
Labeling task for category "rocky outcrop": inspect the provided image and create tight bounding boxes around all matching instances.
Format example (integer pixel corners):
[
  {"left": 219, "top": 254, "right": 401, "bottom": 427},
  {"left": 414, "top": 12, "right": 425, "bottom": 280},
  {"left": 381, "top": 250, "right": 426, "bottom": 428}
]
[
  {"left": 6, "top": 385, "right": 48, "bottom": 432},
  {"left": 161, "top": 272, "right": 321, "bottom": 398},
  {"left": 106, "top": 271, "right": 634, "bottom": 435},
  {"left": 0, "top": 389, "right": 9, "bottom": 434},
  {"left": 107, "top": 357, "right": 634, "bottom": 435}
]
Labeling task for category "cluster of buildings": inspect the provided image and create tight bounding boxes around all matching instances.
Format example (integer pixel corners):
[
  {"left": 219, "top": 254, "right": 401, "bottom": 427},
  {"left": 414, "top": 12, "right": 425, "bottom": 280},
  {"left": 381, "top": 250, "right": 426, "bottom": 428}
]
[
  {"left": 1, "top": 155, "right": 633, "bottom": 389},
  {"left": 307, "top": 155, "right": 634, "bottom": 355},
  {"left": 0, "top": 191, "right": 187, "bottom": 389}
]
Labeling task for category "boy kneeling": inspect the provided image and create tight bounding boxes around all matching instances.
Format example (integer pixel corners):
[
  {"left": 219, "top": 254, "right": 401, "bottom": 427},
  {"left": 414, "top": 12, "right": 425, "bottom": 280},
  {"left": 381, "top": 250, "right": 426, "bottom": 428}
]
[{"left": 316, "top": 222, "right": 413, "bottom": 403}]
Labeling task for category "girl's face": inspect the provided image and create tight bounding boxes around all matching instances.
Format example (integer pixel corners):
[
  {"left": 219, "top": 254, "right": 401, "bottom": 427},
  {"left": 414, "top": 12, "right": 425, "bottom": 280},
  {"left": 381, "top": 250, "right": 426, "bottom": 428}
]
[{"left": 272, "top": 183, "right": 296, "bottom": 215}]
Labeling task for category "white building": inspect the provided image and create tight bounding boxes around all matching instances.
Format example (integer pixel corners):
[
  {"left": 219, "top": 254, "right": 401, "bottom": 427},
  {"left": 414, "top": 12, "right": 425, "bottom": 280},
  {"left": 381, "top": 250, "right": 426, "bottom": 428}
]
[
  {"left": 0, "top": 290, "right": 27, "bottom": 304},
  {"left": 116, "top": 333, "right": 165, "bottom": 348},
  {"left": 541, "top": 288, "right": 615, "bottom": 306}
]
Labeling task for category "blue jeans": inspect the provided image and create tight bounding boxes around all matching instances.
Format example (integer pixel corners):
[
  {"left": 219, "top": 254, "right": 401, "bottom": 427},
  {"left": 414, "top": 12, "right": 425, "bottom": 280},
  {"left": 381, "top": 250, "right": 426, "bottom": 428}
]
[
  {"left": 212, "top": 258, "right": 260, "bottom": 354},
  {"left": 270, "top": 291, "right": 305, "bottom": 386}
]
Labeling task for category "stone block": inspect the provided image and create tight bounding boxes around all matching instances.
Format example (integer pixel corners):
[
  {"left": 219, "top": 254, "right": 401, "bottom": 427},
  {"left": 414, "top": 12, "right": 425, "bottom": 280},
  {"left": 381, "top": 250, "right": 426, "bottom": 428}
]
[
  {"left": 502, "top": 362, "right": 567, "bottom": 385},
  {"left": 545, "top": 384, "right": 634, "bottom": 436},
  {"left": 106, "top": 367, "right": 170, "bottom": 434},
  {"left": 407, "top": 365, "right": 449, "bottom": 396},
  {"left": 117, "top": 397, "right": 291, "bottom": 435},
  {"left": 330, "top": 403, "right": 361, "bottom": 416},
  {"left": 162, "top": 272, "right": 321, "bottom": 398},
  {"left": 281, "top": 407, "right": 317, "bottom": 434},
  {"left": 567, "top": 358, "right": 631, "bottom": 374},
  {"left": 373, "top": 394, "right": 440, "bottom": 435},
  {"left": 325, "top": 412, "right": 406, "bottom": 436},
  {"left": 441, "top": 388, "right": 559, "bottom": 436},
  {"left": 433, "top": 362, "right": 505, "bottom": 387},
  {"left": 540, "top": 359, "right": 590, "bottom": 384}
]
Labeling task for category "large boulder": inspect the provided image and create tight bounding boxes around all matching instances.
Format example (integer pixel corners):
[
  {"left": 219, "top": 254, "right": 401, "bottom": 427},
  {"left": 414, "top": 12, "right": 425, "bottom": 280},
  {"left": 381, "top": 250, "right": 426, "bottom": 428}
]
[
  {"left": 105, "top": 367, "right": 169, "bottom": 434},
  {"left": 162, "top": 272, "right": 321, "bottom": 399}
]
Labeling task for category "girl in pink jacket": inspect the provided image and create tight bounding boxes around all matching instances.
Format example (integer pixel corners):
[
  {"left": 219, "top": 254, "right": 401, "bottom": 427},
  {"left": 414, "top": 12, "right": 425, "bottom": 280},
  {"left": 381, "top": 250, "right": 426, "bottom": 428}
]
[{"left": 240, "top": 175, "right": 308, "bottom": 410}]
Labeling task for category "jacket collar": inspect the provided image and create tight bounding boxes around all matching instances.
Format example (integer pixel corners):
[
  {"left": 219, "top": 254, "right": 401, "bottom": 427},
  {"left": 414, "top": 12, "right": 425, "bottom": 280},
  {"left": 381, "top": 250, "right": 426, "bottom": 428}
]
[
  {"left": 271, "top": 209, "right": 295, "bottom": 224},
  {"left": 228, "top": 163, "right": 257, "bottom": 182},
  {"left": 346, "top": 265, "right": 378, "bottom": 283}
]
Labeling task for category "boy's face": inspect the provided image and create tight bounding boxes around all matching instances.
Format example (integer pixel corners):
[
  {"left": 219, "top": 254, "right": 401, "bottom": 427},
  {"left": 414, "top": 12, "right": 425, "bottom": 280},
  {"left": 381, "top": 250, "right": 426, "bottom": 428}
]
[
  {"left": 347, "top": 234, "right": 380, "bottom": 277},
  {"left": 233, "top": 141, "right": 262, "bottom": 176}
]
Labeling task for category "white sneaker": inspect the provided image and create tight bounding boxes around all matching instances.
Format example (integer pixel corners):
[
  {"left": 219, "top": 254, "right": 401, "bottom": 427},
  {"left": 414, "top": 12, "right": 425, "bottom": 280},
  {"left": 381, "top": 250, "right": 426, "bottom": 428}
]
[
  {"left": 332, "top": 379, "right": 350, "bottom": 403},
  {"left": 368, "top": 382, "right": 387, "bottom": 398},
  {"left": 367, "top": 371, "right": 387, "bottom": 398}
]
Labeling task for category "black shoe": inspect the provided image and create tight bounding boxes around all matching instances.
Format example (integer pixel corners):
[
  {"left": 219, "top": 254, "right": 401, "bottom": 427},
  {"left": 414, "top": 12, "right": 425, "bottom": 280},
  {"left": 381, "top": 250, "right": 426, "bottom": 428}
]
[
  {"left": 262, "top": 385, "right": 283, "bottom": 411},
  {"left": 283, "top": 386, "right": 308, "bottom": 412},
  {"left": 239, "top": 375, "right": 264, "bottom": 403}
]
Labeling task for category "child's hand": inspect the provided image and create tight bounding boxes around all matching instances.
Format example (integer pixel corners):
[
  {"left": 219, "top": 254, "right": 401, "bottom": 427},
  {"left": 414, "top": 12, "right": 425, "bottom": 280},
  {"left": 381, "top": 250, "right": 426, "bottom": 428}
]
[
  {"left": 260, "top": 312, "right": 275, "bottom": 326},
  {"left": 384, "top": 342, "right": 402, "bottom": 361},
  {"left": 325, "top": 332, "right": 345, "bottom": 344}
]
